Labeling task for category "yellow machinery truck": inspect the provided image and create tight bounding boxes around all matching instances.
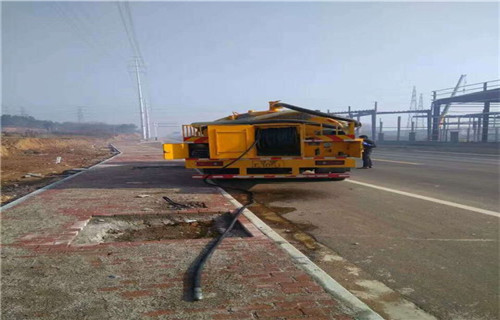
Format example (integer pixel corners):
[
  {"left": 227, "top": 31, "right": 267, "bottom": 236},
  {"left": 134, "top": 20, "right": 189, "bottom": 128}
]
[{"left": 163, "top": 101, "right": 363, "bottom": 180}]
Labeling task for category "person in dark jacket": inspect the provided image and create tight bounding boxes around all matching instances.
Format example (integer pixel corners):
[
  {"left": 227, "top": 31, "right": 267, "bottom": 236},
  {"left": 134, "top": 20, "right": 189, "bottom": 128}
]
[{"left": 359, "top": 135, "right": 376, "bottom": 168}]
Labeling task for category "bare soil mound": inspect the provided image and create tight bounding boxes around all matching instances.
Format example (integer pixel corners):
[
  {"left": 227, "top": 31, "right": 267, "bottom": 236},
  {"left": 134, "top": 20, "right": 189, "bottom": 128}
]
[{"left": 1, "top": 135, "right": 114, "bottom": 204}]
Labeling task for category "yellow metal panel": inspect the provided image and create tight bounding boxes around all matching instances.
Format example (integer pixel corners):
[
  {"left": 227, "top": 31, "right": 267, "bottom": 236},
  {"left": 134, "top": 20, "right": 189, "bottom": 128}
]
[
  {"left": 345, "top": 140, "right": 362, "bottom": 158},
  {"left": 302, "top": 138, "right": 362, "bottom": 158},
  {"left": 163, "top": 143, "right": 188, "bottom": 160},
  {"left": 208, "top": 125, "right": 255, "bottom": 159}
]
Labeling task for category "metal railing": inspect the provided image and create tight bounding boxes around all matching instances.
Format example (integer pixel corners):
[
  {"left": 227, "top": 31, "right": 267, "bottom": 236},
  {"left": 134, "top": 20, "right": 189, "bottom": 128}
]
[{"left": 433, "top": 79, "right": 500, "bottom": 99}]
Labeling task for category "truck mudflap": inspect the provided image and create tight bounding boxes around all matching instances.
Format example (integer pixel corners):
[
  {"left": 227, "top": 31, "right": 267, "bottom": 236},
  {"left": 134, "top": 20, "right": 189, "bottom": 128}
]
[{"left": 192, "top": 173, "right": 350, "bottom": 179}]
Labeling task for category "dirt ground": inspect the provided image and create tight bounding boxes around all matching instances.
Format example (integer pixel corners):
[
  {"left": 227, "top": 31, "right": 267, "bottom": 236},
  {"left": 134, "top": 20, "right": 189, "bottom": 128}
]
[
  {"left": 0, "top": 134, "right": 127, "bottom": 204},
  {"left": 73, "top": 213, "right": 250, "bottom": 245}
]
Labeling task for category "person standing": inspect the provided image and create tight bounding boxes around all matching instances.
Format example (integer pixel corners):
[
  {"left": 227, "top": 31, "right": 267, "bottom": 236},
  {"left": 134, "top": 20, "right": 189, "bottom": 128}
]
[{"left": 359, "top": 135, "right": 376, "bottom": 168}]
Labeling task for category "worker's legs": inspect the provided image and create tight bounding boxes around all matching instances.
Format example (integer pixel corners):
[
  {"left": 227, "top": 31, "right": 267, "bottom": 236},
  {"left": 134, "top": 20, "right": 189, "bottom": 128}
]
[{"left": 362, "top": 151, "right": 370, "bottom": 168}]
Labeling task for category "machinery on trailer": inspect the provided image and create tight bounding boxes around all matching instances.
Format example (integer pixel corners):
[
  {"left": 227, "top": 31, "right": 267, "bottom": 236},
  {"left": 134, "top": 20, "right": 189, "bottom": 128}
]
[{"left": 163, "top": 101, "right": 363, "bottom": 180}]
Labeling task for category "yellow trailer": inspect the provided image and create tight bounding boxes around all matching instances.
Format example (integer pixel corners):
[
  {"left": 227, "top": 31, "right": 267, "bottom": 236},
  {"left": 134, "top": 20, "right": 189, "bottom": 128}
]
[{"left": 164, "top": 101, "right": 363, "bottom": 180}]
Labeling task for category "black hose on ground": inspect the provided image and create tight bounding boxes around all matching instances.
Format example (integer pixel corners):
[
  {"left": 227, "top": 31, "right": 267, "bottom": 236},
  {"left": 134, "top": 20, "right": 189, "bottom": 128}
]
[
  {"left": 162, "top": 196, "right": 190, "bottom": 209},
  {"left": 192, "top": 185, "right": 253, "bottom": 301},
  {"left": 191, "top": 133, "right": 260, "bottom": 301}
]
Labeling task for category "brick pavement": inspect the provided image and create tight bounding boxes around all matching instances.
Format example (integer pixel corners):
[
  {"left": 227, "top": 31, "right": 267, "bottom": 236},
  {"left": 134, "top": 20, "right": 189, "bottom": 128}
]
[{"left": 1, "top": 141, "right": 357, "bottom": 319}]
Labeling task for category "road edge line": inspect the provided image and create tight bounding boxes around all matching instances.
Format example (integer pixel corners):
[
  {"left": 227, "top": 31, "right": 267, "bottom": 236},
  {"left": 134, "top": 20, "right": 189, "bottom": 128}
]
[
  {"left": 1, "top": 144, "right": 122, "bottom": 211},
  {"left": 371, "top": 158, "right": 421, "bottom": 165},
  {"left": 216, "top": 186, "right": 384, "bottom": 320},
  {"left": 346, "top": 180, "right": 500, "bottom": 218}
]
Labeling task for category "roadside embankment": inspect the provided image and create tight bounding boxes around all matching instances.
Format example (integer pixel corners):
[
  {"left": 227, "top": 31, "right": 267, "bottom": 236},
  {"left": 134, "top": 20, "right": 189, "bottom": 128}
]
[{"left": 0, "top": 134, "right": 131, "bottom": 204}]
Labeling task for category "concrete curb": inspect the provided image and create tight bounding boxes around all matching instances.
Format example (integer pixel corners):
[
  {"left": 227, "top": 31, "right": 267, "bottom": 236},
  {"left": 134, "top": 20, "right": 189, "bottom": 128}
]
[
  {"left": 216, "top": 186, "right": 385, "bottom": 320},
  {"left": 1, "top": 144, "right": 121, "bottom": 211}
]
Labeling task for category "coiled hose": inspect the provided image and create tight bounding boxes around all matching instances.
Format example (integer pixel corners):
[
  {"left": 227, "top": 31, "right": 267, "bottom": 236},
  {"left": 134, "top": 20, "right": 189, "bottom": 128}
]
[{"left": 192, "top": 132, "right": 260, "bottom": 301}]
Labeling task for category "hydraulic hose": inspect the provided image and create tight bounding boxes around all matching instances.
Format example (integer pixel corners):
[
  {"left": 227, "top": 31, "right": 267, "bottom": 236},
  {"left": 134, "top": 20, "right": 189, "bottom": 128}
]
[
  {"left": 162, "top": 196, "right": 190, "bottom": 209},
  {"left": 275, "top": 102, "right": 362, "bottom": 127},
  {"left": 192, "top": 132, "right": 260, "bottom": 301},
  {"left": 192, "top": 188, "right": 253, "bottom": 301}
]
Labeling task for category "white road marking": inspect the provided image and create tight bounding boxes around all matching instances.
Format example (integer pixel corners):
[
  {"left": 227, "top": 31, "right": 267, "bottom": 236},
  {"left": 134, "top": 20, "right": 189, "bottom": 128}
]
[
  {"left": 371, "top": 158, "right": 421, "bottom": 165},
  {"left": 346, "top": 180, "right": 500, "bottom": 218},
  {"left": 322, "top": 235, "right": 496, "bottom": 242},
  {"left": 412, "top": 150, "right": 500, "bottom": 157},
  {"left": 375, "top": 152, "right": 499, "bottom": 165},
  {"left": 408, "top": 238, "right": 496, "bottom": 242}
]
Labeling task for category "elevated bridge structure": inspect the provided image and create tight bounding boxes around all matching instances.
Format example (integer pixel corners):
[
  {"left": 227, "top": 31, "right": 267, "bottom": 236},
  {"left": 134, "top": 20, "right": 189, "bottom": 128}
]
[
  {"left": 431, "top": 79, "right": 500, "bottom": 141},
  {"left": 327, "top": 78, "right": 500, "bottom": 143}
]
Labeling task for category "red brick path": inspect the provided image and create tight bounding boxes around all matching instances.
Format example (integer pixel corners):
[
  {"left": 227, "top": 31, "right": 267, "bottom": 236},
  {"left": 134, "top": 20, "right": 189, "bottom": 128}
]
[{"left": 1, "top": 141, "right": 354, "bottom": 319}]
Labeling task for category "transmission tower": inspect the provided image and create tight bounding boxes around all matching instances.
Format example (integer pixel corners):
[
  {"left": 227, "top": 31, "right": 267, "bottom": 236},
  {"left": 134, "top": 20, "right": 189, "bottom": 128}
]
[
  {"left": 77, "top": 107, "right": 84, "bottom": 123},
  {"left": 406, "top": 86, "right": 418, "bottom": 128},
  {"left": 416, "top": 93, "right": 424, "bottom": 129}
]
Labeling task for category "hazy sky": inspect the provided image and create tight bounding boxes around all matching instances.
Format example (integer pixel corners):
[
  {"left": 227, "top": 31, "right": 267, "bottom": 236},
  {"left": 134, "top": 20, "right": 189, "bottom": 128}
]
[{"left": 2, "top": 1, "right": 499, "bottom": 129}]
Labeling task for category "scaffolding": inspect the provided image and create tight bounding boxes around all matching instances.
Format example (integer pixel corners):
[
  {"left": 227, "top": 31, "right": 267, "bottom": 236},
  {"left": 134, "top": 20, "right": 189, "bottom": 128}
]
[{"left": 326, "top": 79, "right": 500, "bottom": 143}]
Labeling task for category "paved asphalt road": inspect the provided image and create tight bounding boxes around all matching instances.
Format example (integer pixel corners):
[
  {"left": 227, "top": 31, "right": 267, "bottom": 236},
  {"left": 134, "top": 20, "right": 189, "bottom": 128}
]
[{"left": 235, "top": 147, "right": 499, "bottom": 320}]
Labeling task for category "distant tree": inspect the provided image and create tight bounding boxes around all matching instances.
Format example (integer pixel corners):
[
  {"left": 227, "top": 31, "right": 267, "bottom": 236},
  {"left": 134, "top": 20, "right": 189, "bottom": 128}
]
[{"left": 1, "top": 114, "right": 138, "bottom": 136}]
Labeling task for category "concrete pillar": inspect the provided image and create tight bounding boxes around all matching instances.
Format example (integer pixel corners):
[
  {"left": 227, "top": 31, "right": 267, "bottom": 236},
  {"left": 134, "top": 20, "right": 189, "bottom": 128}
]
[
  {"left": 431, "top": 102, "right": 441, "bottom": 141},
  {"left": 409, "top": 132, "right": 416, "bottom": 142},
  {"left": 410, "top": 121, "right": 416, "bottom": 141},
  {"left": 476, "top": 118, "right": 481, "bottom": 141},
  {"left": 371, "top": 102, "right": 377, "bottom": 141},
  {"left": 443, "top": 120, "right": 448, "bottom": 142},
  {"left": 472, "top": 120, "right": 477, "bottom": 142},
  {"left": 378, "top": 119, "right": 384, "bottom": 141},
  {"left": 466, "top": 119, "right": 471, "bottom": 143},
  {"left": 427, "top": 110, "right": 432, "bottom": 141},
  {"left": 397, "top": 116, "right": 401, "bottom": 141},
  {"left": 482, "top": 102, "right": 490, "bottom": 142},
  {"left": 442, "top": 118, "right": 449, "bottom": 142}
]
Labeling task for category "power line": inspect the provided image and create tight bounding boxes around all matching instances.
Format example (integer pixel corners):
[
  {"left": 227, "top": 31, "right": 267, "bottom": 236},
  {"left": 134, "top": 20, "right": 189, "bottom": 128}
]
[
  {"left": 124, "top": 2, "right": 144, "bottom": 60},
  {"left": 117, "top": 1, "right": 151, "bottom": 139},
  {"left": 51, "top": 3, "right": 124, "bottom": 62},
  {"left": 66, "top": 3, "right": 128, "bottom": 61},
  {"left": 51, "top": 3, "right": 100, "bottom": 53},
  {"left": 117, "top": 2, "right": 143, "bottom": 60}
]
